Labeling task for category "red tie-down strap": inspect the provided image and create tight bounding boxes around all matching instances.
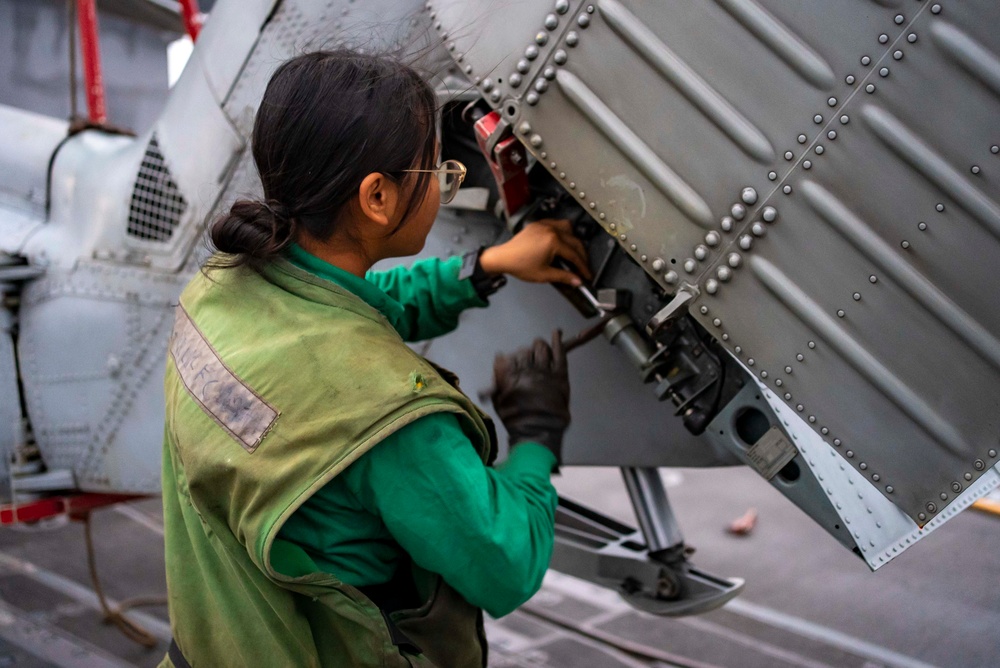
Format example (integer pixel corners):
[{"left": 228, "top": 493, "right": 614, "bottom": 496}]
[{"left": 0, "top": 493, "right": 147, "bottom": 525}]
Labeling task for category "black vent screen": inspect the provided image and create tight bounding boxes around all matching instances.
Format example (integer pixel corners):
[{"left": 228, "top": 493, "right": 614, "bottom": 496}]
[{"left": 126, "top": 134, "right": 186, "bottom": 242}]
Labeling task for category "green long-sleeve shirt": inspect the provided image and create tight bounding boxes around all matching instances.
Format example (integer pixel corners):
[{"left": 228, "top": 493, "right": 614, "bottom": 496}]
[{"left": 277, "top": 246, "right": 558, "bottom": 618}]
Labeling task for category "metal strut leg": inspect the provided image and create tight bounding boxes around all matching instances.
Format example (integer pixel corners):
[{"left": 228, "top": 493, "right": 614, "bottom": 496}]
[{"left": 621, "top": 467, "right": 683, "bottom": 553}]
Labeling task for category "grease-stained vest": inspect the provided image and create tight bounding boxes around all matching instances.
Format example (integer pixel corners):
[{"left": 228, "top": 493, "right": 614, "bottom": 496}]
[{"left": 159, "top": 259, "right": 492, "bottom": 667}]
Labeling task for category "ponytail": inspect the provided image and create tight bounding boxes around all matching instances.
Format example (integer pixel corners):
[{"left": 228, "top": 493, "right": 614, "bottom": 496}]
[{"left": 206, "top": 199, "right": 297, "bottom": 271}]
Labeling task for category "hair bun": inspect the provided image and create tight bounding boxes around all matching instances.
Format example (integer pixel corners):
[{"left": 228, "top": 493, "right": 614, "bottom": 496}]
[{"left": 208, "top": 199, "right": 296, "bottom": 269}]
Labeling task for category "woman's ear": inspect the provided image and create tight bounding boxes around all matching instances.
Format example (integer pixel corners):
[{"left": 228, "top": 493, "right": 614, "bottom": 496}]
[{"left": 357, "top": 173, "right": 399, "bottom": 231}]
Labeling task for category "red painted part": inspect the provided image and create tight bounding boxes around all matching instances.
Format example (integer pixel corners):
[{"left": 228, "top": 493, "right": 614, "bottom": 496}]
[
  {"left": 473, "top": 111, "right": 530, "bottom": 217},
  {"left": 0, "top": 493, "right": 146, "bottom": 525},
  {"left": 178, "top": 0, "right": 204, "bottom": 41},
  {"left": 76, "top": 0, "right": 106, "bottom": 124}
]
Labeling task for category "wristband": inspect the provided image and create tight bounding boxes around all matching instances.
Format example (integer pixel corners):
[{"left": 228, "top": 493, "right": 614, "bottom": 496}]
[{"left": 459, "top": 247, "right": 507, "bottom": 298}]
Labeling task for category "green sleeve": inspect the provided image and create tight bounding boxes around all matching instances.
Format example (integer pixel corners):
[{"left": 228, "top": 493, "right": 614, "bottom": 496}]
[
  {"left": 366, "top": 256, "right": 487, "bottom": 342},
  {"left": 342, "top": 412, "right": 558, "bottom": 618}
]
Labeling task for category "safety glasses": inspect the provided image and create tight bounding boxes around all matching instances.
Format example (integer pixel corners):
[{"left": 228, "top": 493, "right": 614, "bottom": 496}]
[{"left": 401, "top": 159, "right": 467, "bottom": 204}]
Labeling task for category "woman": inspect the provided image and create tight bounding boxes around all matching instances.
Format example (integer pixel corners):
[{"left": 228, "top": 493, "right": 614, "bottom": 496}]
[{"left": 160, "top": 50, "right": 591, "bottom": 667}]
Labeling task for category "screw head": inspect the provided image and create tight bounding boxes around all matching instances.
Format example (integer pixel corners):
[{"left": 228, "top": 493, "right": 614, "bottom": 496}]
[{"left": 974, "top": 459, "right": 986, "bottom": 471}]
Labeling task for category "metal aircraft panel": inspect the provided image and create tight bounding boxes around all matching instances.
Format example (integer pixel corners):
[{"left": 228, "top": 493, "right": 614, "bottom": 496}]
[
  {"left": 431, "top": 0, "right": 1000, "bottom": 525},
  {"left": 18, "top": 261, "right": 185, "bottom": 493}
]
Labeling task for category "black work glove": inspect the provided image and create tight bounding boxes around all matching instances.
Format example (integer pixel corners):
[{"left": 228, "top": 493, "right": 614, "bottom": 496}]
[{"left": 491, "top": 330, "right": 571, "bottom": 467}]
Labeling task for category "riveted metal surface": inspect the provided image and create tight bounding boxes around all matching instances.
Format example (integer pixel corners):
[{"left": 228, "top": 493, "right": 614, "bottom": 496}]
[
  {"left": 18, "top": 263, "right": 187, "bottom": 493},
  {"left": 436, "top": 0, "right": 1000, "bottom": 524},
  {"left": 691, "top": 1, "right": 1000, "bottom": 524},
  {"left": 762, "top": 381, "right": 1000, "bottom": 570}
]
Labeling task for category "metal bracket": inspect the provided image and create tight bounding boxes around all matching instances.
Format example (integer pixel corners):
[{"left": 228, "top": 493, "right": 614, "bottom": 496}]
[{"left": 646, "top": 283, "right": 698, "bottom": 335}]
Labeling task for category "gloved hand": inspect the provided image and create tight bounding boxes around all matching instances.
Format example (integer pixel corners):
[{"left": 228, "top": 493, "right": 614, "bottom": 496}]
[{"left": 491, "top": 330, "right": 571, "bottom": 466}]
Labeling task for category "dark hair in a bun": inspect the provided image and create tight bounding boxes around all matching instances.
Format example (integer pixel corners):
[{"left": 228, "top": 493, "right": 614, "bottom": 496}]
[
  {"left": 209, "top": 199, "right": 296, "bottom": 270},
  {"left": 207, "top": 49, "right": 437, "bottom": 271}
]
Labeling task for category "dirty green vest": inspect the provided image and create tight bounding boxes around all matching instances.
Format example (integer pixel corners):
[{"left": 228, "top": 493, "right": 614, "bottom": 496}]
[{"left": 161, "top": 258, "right": 493, "bottom": 667}]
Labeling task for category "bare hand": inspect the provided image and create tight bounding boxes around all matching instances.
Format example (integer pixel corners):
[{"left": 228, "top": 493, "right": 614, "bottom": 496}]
[{"left": 478, "top": 219, "right": 592, "bottom": 287}]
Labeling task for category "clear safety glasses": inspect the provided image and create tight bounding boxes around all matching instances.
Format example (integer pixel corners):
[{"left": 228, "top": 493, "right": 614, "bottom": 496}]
[{"left": 401, "top": 159, "right": 467, "bottom": 205}]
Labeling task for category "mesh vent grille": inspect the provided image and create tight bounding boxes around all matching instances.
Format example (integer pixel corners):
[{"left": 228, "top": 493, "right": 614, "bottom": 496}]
[{"left": 127, "top": 134, "right": 186, "bottom": 242}]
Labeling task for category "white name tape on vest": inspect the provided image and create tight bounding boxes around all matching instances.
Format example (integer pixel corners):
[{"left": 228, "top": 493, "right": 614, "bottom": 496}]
[{"left": 169, "top": 306, "right": 278, "bottom": 453}]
